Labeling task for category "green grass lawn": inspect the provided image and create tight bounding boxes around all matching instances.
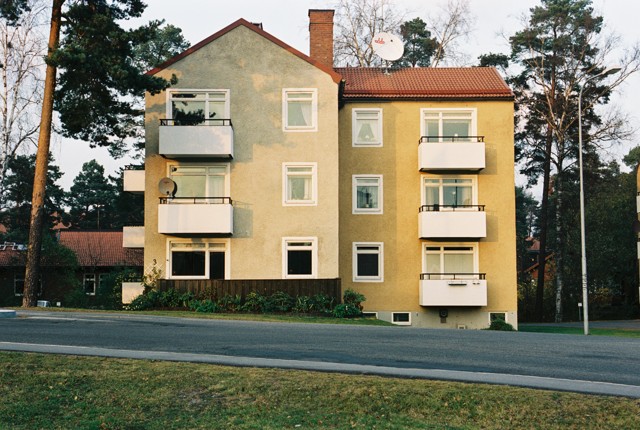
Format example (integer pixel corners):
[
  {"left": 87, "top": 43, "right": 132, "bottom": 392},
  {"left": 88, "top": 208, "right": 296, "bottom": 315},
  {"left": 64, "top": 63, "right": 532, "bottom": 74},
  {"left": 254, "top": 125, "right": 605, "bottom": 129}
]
[
  {"left": 519, "top": 325, "right": 640, "bottom": 338},
  {"left": 1, "top": 352, "right": 638, "bottom": 430}
]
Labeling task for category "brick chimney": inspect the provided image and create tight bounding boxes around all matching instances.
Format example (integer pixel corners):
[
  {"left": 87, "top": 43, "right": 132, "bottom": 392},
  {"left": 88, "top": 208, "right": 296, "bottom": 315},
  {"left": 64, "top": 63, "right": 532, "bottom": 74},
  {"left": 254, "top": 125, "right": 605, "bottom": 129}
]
[{"left": 308, "top": 9, "right": 334, "bottom": 67}]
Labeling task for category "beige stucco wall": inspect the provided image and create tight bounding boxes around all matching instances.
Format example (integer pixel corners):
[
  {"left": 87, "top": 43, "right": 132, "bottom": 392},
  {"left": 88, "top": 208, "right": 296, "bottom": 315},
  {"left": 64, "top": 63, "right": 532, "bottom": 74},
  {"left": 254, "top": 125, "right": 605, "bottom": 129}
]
[
  {"left": 144, "top": 25, "right": 340, "bottom": 280},
  {"left": 339, "top": 99, "right": 517, "bottom": 328}
]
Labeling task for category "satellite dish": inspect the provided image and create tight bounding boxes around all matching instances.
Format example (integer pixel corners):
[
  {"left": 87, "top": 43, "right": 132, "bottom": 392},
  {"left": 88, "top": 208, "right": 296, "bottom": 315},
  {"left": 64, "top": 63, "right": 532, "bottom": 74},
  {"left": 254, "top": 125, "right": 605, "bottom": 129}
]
[
  {"left": 158, "top": 177, "right": 177, "bottom": 197},
  {"left": 372, "top": 32, "right": 404, "bottom": 61}
]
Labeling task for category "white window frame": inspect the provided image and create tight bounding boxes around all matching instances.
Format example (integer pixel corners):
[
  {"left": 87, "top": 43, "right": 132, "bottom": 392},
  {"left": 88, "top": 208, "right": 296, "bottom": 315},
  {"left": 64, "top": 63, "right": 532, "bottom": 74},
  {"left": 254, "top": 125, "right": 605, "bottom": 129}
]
[
  {"left": 353, "top": 242, "right": 384, "bottom": 282},
  {"left": 167, "top": 239, "right": 230, "bottom": 280},
  {"left": 167, "top": 163, "right": 231, "bottom": 201},
  {"left": 283, "top": 162, "right": 318, "bottom": 206},
  {"left": 421, "top": 174, "right": 478, "bottom": 210},
  {"left": 282, "top": 237, "right": 318, "bottom": 279},
  {"left": 420, "top": 108, "right": 477, "bottom": 142},
  {"left": 166, "top": 89, "right": 231, "bottom": 122},
  {"left": 84, "top": 273, "right": 96, "bottom": 296},
  {"left": 282, "top": 88, "right": 318, "bottom": 132},
  {"left": 422, "top": 243, "right": 479, "bottom": 279},
  {"left": 392, "top": 312, "right": 412, "bottom": 326},
  {"left": 352, "top": 175, "right": 383, "bottom": 214},
  {"left": 352, "top": 108, "right": 383, "bottom": 147}
]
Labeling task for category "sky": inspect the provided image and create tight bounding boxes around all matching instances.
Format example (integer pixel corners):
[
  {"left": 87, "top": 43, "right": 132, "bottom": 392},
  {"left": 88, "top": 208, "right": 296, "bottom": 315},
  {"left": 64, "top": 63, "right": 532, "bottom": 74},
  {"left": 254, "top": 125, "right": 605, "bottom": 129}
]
[{"left": 50, "top": 0, "right": 640, "bottom": 191}]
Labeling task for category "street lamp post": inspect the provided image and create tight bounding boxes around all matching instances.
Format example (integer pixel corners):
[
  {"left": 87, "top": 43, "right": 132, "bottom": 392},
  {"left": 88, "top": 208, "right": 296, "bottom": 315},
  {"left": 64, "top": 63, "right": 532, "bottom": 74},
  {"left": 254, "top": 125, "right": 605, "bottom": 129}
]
[{"left": 577, "top": 66, "right": 621, "bottom": 335}]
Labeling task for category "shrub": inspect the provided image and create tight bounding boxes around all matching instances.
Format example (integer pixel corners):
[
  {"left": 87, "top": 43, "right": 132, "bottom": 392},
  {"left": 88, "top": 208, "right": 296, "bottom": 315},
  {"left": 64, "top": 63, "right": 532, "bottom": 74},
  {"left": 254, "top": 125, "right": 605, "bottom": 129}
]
[
  {"left": 310, "top": 293, "right": 334, "bottom": 314},
  {"left": 192, "top": 299, "right": 217, "bottom": 313},
  {"left": 242, "top": 292, "right": 266, "bottom": 312},
  {"left": 127, "top": 289, "right": 161, "bottom": 311},
  {"left": 217, "top": 294, "right": 242, "bottom": 312},
  {"left": 292, "top": 295, "right": 313, "bottom": 313},
  {"left": 333, "top": 289, "right": 366, "bottom": 318},
  {"left": 267, "top": 291, "right": 294, "bottom": 312},
  {"left": 488, "top": 318, "right": 515, "bottom": 331}
]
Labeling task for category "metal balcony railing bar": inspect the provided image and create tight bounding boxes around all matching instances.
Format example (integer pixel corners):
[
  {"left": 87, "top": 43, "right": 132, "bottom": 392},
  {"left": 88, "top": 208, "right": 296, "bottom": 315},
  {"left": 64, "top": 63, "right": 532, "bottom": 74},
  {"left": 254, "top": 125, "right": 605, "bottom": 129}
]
[
  {"left": 420, "top": 273, "right": 486, "bottom": 280},
  {"left": 418, "top": 135, "right": 484, "bottom": 144},
  {"left": 160, "top": 118, "right": 233, "bottom": 126},
  {"left": 419, "top": 204, "right": 485, "bottom": 212},
  {"left": 159, "top": 197, "right": 233, "bottom": 204}
]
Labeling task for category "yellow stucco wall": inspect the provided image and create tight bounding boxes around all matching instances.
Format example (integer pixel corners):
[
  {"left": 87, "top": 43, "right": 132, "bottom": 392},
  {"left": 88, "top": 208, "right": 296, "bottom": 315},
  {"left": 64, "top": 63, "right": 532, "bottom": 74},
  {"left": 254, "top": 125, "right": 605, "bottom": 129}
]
[
  {"left": 339, "top": 99, "right": 517, "bottom": 328},
  {"left": 144, "top": 25, "right": 340, "bottom": 280}
]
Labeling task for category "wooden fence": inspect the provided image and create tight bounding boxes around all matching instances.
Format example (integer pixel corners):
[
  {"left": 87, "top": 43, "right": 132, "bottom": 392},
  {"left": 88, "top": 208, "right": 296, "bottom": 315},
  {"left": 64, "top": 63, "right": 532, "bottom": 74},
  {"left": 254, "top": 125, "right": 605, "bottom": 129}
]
[{"left": 157, "top": 278, "right": 342, "bottom": 302}]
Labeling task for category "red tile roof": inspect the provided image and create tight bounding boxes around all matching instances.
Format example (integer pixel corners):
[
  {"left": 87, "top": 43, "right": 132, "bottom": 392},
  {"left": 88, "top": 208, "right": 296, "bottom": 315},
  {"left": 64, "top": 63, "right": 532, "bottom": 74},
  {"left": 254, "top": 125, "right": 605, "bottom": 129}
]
[
  {"left": 0, "top": 231, "right": 142, "bottom": 268},
  {"left": 336, "top": 67, "right": 514, "bottom": 100},
  {"left": 58, "top": 230, "right": 143, "bottom": 267}
]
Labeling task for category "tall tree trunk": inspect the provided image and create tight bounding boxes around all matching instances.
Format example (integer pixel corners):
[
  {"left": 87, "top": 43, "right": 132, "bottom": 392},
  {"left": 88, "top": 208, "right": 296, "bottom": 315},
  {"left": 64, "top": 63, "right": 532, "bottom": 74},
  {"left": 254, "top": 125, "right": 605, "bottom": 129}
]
[
  {"left": 535, "top": 132, "right": 554, "bottom": 321},
  {"left": 22, "top": 0, "right": 63, "bottom": 307},
  {"left": 554, "top": 170, "right": 564, "bottom": 322}
]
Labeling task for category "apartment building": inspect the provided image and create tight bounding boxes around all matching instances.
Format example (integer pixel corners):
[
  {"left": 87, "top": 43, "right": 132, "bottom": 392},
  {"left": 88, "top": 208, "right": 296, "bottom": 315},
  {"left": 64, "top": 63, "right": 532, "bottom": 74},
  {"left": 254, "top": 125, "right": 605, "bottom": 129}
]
[{"left": 124, "top": 10, "right": 517, "bottom": 329}]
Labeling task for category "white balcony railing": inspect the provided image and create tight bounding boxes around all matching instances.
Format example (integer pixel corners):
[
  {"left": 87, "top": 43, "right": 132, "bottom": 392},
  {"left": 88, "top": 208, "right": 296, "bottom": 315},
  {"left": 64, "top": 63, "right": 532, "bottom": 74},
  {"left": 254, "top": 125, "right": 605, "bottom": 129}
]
[
  {"left": 123, "top": 169, "right": 145, "bottom": 193},
  {"left": 418, "top": 205, "right": 487, "bottom": 239},
  {"left": 418, "top": 136, "right": 485, "bottom": 171},
  {"left": 419, "top": 273, "right": 487, "bottom": 306},
  {"left": 158, "top": 197, "right": 233, "bottom": 234},
  {"left": 122, "top": 226, "right": 145, "bottom": 248},
  {"left": 159, "top": 119, "right": 234, "bottom": 158}
]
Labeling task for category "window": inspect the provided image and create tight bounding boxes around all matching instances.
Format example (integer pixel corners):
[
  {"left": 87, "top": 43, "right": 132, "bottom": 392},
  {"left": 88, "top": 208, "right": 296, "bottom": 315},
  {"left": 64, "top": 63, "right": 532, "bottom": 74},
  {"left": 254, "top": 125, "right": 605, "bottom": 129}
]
[
  {"left": 84, "top": 274, "right": 97, "bottom": 295},
  {"left": 490, "top": 312, "right": 508, "bottom": 323},
  {"left": 283, "top": 163, "right": 317, "bottom": 206},
  {"left": 283, "top": 237, "right": 317, "bottom": 278},
  {"left": 14, "top": 273, "right": 42, "bottom": 296},
  {"left": 353, "top": 108, "right": 382, "bottom": 146},
  {"left": 283, "top": 89, "right": 317, "bottom": 131},
  {"left": 167, "top": 90, "right": 230, "bottom": 125},
  {"left": 424, "top": 244, "right": 478, "bottom": 280},
  {"left": 421, "top": 109, "right": 476, "bottom": 142},
  {"left": 353, "top": 243, "right": 383, "bottom": 282},
  {"left": 353, "top": 175, "right": 383, "bottom": 214},
  {"left": 169, "top": 240, "right": 228, "bottom": 279},
  {"left": 392, "top": 312, "right": 411, "bottom": 325},
  {"left": 422, "top": 176, "right": 476, "bottom": 208},
  {"left": 168, "top": 164, "right": 229, "bottom": 202}
]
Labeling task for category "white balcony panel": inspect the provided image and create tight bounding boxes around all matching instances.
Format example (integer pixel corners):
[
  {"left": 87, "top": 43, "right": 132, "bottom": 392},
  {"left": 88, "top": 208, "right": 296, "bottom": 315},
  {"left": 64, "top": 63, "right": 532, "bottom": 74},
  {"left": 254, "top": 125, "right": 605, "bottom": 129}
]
[
  {"left": 636, "top": 195, "right": 640, "bottom": 213},
  {"left": 418, "top": 141, "right": 485, "bottom": 171},
  {"left": 419, "top": 210, "right": 486, "bottom": 239},
  {"left": 123, "top": 169, "right": 145, "bottom": 193},
  {"left": 419, "top": 279, "right": 487, "bottom": 306},
  {"left": 122, "top": 282, "right": 144, "bottom": 304},
  {"left": 159, "top": 125, "right": 233, "bottom": 158},
  {"left": 123, "top": 226, "right": 145, "bottom": 248},
  {"left": 158, "top": 203, "right": 233, "bottom": 234}
]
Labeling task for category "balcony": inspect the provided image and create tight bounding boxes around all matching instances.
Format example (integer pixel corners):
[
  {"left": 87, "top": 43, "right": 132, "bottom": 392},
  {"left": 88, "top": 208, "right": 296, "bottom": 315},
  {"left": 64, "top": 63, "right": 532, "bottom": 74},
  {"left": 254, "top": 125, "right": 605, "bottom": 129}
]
[
  {"left": 419, "top": 273, "right": 487, "bottom": 306},
  {"left": 122, "top": 226, "right": 145, "bottom": 248},
  {"left": 159, "top": 119, "right": 234, "bottom": 158},
  {"left": 123, "top": 168, "right": 145, "bottom": 193},
  {"left": 158, "top": 197, "right": 233, "bottom": 234},
  {"left": 418, "top": 136, "right": 485, "bottom": 171},
  {"left": 419, "top": 205, "right": 486, "bottom": 239}
]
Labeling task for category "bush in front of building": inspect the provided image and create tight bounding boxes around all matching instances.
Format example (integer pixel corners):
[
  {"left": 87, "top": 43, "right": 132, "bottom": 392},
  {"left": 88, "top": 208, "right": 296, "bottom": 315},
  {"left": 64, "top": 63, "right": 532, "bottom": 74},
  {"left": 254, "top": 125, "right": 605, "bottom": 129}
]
[{"left": 332, "top": 289, "right": 366, "bottom": 318}]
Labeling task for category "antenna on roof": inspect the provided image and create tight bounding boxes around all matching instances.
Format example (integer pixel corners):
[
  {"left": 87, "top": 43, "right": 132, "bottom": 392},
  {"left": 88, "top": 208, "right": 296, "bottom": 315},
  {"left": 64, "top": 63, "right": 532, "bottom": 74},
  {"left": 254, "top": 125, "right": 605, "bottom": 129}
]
[{"left": 372, "top": 32, "right": 404, "bottom": 74}]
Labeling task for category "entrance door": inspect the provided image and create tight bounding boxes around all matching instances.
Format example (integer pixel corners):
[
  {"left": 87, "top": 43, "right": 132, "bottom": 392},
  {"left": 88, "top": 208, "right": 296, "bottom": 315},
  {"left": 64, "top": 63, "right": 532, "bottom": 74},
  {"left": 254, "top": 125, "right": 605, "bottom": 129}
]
[{"left": 209, "top": 252, "right": 225, "bottom": 280}]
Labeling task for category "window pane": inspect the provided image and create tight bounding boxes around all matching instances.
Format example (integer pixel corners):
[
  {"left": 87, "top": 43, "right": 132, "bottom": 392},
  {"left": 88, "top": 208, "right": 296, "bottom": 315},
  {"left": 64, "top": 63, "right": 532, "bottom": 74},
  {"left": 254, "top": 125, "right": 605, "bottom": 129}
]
[
  {"left": 288, "top": 100, "right": 312, "bottom": 126},
  {"left": 289, "top": 176, "right": 311, "bottom": 200},
  {"left": 288, "top": 250, "right": 312, "bottom": 275},
  {"left": 443, "top": 120, "right": 471, "bottom": 140},
  {"left": 424, "top": 184, "right": 439, "bottom": 206},
  {"left": 172, "top": 93, "right": 206, "bottom": 125},
  {"left": 208, "top": 175, "right": 225, "bottom": 197},
  {"left": 443, "top": 253, "right": 474, "bottom": 274},
  {"left": 355, "top": 112, "right": 379, "bottom": 143},
  {"left": 357, "top": 185, "right": 378, "bottom": 209},
  {"left": 173, "top": 175, "right": 205, "bottom": 198},
  {"left": 426, "top": 253, "right": 441, "bottom": 273},
  {"left": 209, "top": 101, "right": 226, "bottom": 119},
  {"left": 357, "top": 253, "right": 379, "bottom": 277},
  {"left": 172, "top": 251, "right": 206, "bottom": 276}
]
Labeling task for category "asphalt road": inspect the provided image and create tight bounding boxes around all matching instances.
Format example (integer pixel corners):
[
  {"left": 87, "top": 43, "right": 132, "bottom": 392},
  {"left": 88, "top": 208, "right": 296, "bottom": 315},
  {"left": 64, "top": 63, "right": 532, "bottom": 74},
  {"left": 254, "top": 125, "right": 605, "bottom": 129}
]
[{"left": 1, "top": 311, "right": 639, "bottom": 397}]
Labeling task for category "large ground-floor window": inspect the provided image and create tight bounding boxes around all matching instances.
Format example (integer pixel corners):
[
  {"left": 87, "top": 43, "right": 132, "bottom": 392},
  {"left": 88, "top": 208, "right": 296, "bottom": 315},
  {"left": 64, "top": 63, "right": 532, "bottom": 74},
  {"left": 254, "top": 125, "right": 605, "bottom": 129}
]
[
  {"left": 282, "top": 237, "right": 317, "bottom": 279},
  {"left": 168, "top": 240, "right": 229, "bottom": 279}
]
